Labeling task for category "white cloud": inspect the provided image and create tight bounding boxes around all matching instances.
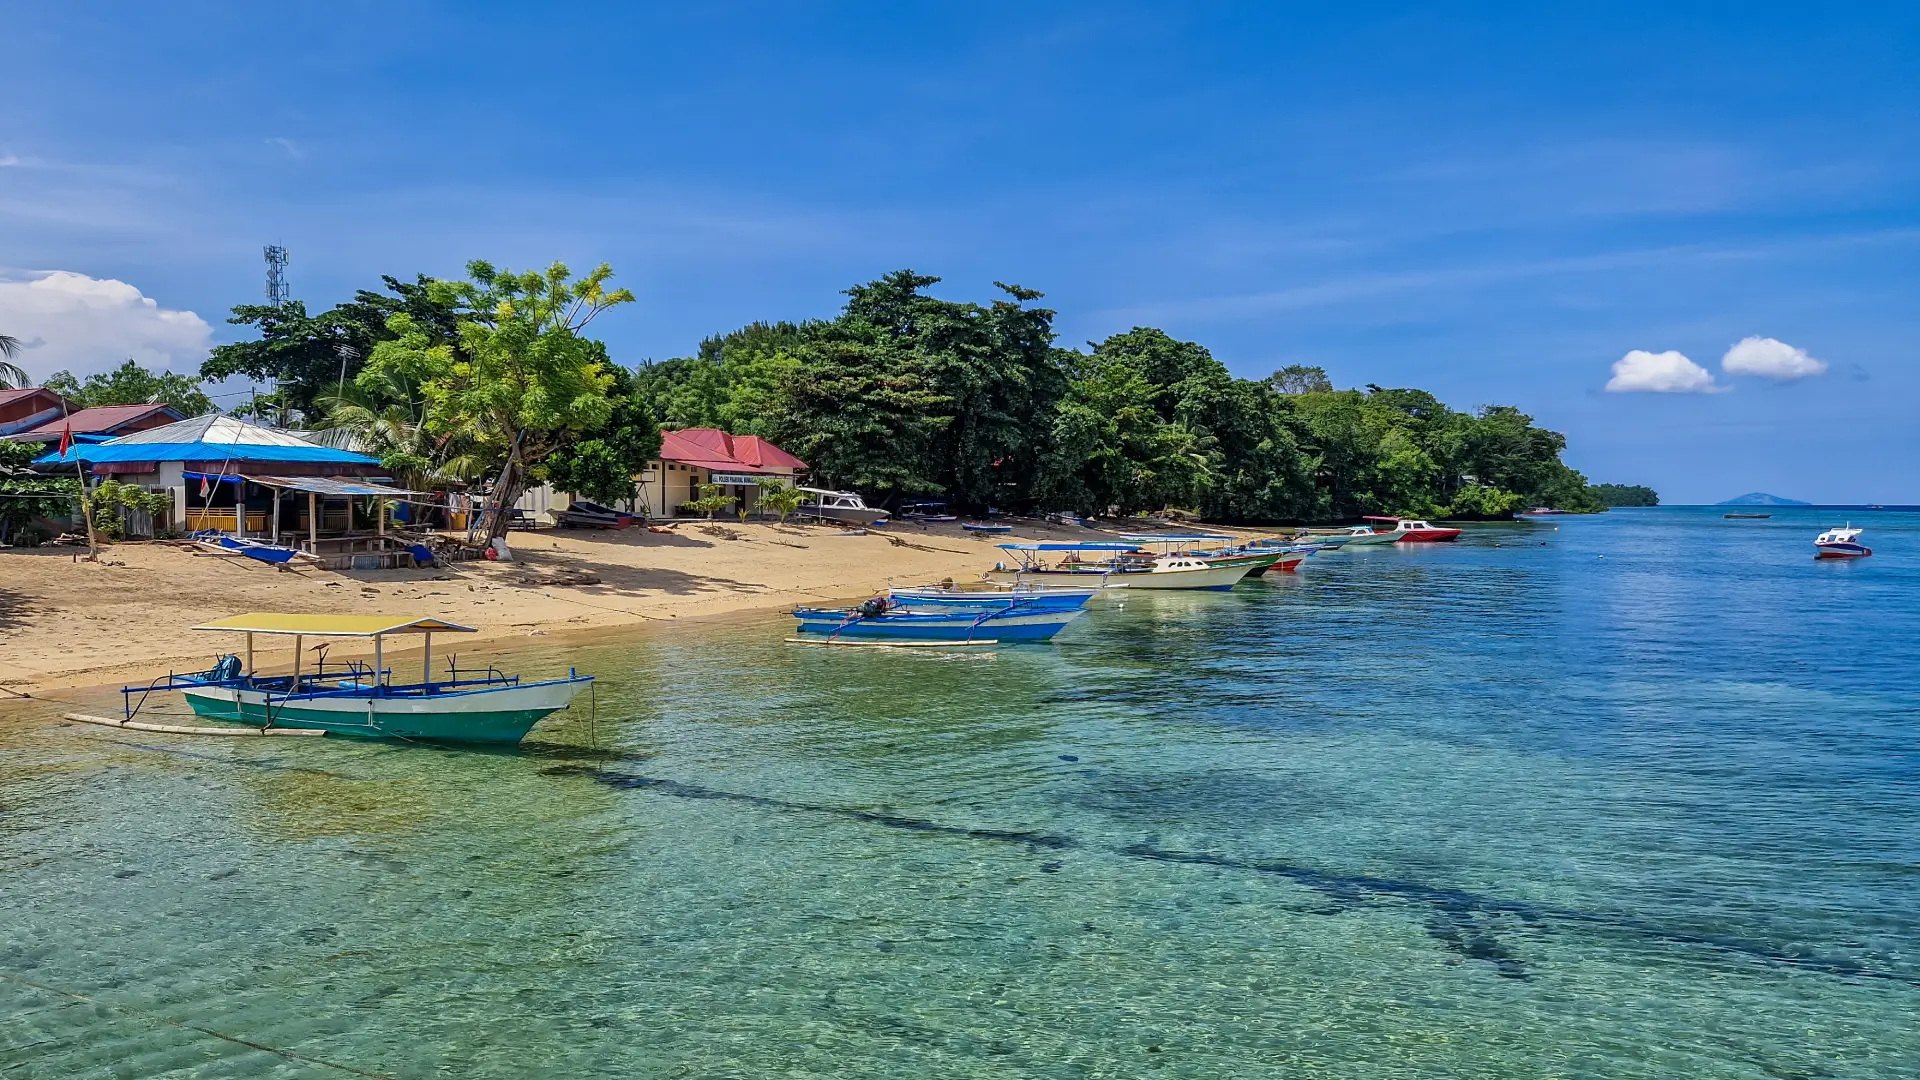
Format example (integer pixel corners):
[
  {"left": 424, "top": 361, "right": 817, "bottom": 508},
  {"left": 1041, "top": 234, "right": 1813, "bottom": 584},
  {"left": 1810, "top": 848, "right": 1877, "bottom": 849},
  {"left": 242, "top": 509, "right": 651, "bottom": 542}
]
[
  {"left": 1721, "top": 336, "right": 1827, "bottom": 380},
  {"left": 265, "top": 137, "right": 305, "bottom": 160},
  {"left": 0, "top": 271, "right": 212, "bottom": 381},
  {"left": 1605, "top": 349, "right": 1725, "bottom": 393}
]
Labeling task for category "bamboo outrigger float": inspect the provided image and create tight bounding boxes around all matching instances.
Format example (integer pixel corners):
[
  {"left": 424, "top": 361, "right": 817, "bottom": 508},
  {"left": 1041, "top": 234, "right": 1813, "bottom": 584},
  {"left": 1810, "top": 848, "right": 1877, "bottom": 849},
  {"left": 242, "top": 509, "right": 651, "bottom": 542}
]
[{"left": 117, "top": 613, "right": 593, "bottom": 744}]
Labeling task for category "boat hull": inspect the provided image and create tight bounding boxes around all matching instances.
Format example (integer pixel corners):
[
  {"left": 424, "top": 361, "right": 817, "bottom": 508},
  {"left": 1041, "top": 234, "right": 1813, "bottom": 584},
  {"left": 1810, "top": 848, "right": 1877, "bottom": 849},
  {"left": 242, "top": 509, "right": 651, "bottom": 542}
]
[
  {"left": 1335, "top": 531, "right": 1398, "bottom": 546},
  {"left": 1395, "top": 528, "right": 1462, "bottom": 542},
  {"left": 888, "top": 587, "right": 1094, "bottom": 611},
  {"left": 983, "top": 561, "right": 1254, "bottom": 590},
  {"left": 1814, "top": 544, "right": 1871, "bottom": 559},
  {"left": 181, "top": 678, "right": 590, "bottom": 743},
  {"left": 792, "top": 607, "right": 1084, "bottom": 641},
  {"left": 1239, "top": 551, "right": 1307, "bottom": 576}
]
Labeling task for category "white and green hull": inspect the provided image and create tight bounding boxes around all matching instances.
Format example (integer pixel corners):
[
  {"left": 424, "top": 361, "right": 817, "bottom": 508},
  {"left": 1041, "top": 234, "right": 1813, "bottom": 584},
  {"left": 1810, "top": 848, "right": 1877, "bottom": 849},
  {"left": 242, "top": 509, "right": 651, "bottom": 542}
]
[
  {"left": 181, "top": 679, "right": 589, "bottom": 744},
  {"left": 984, "top": 561, "right": 1255, "bottom": 591}
]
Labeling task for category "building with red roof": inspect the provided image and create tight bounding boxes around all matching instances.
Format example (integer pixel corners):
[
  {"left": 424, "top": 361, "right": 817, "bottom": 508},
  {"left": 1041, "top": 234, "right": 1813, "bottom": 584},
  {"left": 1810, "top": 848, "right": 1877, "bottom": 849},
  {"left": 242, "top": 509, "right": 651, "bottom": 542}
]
[
  {"left": 3, "top": 402, "right": 186, "bottom": 443},
  {"left": 639, "top": 428, "right": 808, "bottom": 516},
  {"left": 0, "top": 388, "right": 74, "bottom": 437}
]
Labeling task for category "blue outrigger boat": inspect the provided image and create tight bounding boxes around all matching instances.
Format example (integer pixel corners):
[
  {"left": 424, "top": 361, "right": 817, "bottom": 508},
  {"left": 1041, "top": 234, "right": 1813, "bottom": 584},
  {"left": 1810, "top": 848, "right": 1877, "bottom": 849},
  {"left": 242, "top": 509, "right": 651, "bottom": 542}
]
[
  {"left": 119, "top": 613, "right": 593, "bottom": 744},
  {"left": 888, "top": 583, "right": 1097, "bottom": 611},
  {"left": 791, "top": 595, "right": 1085, "bottom": 643}
]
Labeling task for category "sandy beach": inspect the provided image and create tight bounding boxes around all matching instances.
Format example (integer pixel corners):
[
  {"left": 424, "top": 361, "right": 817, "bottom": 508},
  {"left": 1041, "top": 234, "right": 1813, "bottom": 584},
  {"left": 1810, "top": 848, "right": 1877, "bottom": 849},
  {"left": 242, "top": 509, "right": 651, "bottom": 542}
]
[{"left": 0, "top": 518, "right": 1205, "bottom": 693}]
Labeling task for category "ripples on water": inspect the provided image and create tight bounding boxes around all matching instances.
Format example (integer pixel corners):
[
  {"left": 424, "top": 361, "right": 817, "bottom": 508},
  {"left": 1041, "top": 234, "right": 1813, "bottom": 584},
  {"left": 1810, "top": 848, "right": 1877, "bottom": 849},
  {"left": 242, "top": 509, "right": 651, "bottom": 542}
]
[{"left": 2, "top": 507, "right": 1916, "bottom": 1077}]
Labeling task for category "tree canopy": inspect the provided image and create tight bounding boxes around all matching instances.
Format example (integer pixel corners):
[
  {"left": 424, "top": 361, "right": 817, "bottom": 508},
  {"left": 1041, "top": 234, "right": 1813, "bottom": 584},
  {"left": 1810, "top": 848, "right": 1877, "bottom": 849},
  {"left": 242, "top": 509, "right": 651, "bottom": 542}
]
[{"left": 45, "top": 360, "right": 213, "bottom": 416}]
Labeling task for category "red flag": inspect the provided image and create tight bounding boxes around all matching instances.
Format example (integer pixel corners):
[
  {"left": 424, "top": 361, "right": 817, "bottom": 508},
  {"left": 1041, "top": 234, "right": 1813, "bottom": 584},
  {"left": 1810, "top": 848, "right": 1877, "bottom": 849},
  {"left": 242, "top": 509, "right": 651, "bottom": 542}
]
[{"left": 58, "top": 421, "right": 72, "bottom": 458}]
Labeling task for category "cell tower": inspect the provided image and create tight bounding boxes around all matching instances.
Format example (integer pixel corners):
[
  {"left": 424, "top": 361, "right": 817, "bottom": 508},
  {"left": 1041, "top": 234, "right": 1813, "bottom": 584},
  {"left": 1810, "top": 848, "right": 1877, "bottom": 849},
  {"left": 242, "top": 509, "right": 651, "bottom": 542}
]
[{"left": 263, "top": 245, "right": 291, "bottom": 305}]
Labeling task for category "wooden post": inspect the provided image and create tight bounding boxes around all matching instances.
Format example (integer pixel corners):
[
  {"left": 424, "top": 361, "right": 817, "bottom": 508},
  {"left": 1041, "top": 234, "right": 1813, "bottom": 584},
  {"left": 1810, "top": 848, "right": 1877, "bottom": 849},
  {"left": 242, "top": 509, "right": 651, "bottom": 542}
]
[
  {"left": 245, "top": 632, "right": 255, "bottom": 676},
  {"left": 308, "top": 492, "right": 318, "bottom": 549},
  {"left": 292, "top": 635, "right": 303, "bottom": 687},
  {"left": 422, "top": 632, "right": 432, "bottom": 686},
  {"left": 377, "top": 498, "right": 386, "bottom": 539},
  {"left": 235, "top": 481, "right": 247, "bottom": 539},
  {"left": 272, "top": 490, "right": 282, "bottom": 543},
  {"left": 373, "top": 635, "right": 384, "bottom": 688}
]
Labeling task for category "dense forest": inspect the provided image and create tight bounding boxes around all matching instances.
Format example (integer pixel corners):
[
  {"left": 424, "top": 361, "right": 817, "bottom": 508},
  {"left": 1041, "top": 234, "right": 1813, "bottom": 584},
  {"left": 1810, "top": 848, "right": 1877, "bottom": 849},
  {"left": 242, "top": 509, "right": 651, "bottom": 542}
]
[
  {"left": 1588, "top": 484, "right": 1660, "bottom": 507},
  {"left": 196, "top": 264, "right": 1634, "bottom": 525}
]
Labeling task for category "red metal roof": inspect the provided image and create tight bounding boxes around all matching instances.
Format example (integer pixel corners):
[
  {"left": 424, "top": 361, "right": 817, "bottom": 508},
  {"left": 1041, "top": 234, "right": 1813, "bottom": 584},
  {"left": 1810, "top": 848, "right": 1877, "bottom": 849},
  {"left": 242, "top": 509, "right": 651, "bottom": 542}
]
[
  {"left": 10, "top": 402, "right": 183, "bottom": 440},
  {"left": 658, "top": 428, "right": 806, "bottom": 472},
  {"left": 0, "top": 387, "right": 68, "bottom": 410}
]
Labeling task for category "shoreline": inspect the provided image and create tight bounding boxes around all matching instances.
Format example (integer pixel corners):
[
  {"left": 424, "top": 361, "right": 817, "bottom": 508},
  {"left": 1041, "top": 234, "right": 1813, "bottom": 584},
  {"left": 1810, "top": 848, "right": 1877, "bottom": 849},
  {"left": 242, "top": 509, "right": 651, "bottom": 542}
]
[{"left": 2, "top": 516, "right": 1252, "bottom": 697}]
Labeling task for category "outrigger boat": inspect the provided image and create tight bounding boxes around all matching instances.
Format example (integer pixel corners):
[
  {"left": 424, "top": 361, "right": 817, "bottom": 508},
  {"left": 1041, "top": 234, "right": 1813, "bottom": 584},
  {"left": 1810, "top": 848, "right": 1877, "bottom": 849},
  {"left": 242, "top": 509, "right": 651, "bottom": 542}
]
[
  {"left": 119, "top": 613, "right": 593, "bottom": 744},
  {"left": 984, "top": 541, "right": 1263, "bottom": 590},
  {"left": 1306, "top": 524, "right": 1398, "bottom": 546},
  {"left": 1118, "top": 533, "right": 1301, "bottom": 576},
  {"left": 889, "top": 582, "right": 1098, "bottom": 610},
  {"left": 792, "top": 595, "right": 1085, "bottom": 642}
]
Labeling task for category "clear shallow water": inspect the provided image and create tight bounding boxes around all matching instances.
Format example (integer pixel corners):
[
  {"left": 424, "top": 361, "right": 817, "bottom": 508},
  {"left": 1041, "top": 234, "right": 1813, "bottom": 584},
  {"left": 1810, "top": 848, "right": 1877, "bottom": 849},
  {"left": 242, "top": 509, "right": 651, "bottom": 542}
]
[{"left": 3, "top": 506, "right": 1917, "bottom": 1078}]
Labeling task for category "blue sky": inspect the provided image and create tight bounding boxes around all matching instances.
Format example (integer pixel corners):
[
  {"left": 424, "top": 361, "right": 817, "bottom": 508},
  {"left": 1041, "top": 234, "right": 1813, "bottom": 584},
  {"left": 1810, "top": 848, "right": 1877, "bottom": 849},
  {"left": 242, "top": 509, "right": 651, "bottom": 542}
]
[{"left": 3, "top": 3, "right": 1916, "bottom": 503}]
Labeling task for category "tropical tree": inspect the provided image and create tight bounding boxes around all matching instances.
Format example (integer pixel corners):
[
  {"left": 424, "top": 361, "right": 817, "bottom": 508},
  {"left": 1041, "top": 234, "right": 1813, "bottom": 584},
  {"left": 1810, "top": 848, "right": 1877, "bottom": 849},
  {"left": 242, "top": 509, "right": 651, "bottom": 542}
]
[
  {"left": 681, "top": 482, "right": 733, "bottom": 520},
  {"left": 545, "top": 359, "right": 662, "bottom": 508},
  {"left": 753, "top": 480, "right": 807, "bottom": 523},
  {"left": 203, "top": 274, "right": 462, "bottom": 423},
  {"left": 357, "top": 260, "right": 634, "bottom": 538},
  {"left": 314, "top": 367, "right": 485, "bottom": 490},
  {"left": 45, "top": 359, "right": 213, "bottom": 416},
  {"left": 0, "top": 334, "right": 28, "bottom": 389}
]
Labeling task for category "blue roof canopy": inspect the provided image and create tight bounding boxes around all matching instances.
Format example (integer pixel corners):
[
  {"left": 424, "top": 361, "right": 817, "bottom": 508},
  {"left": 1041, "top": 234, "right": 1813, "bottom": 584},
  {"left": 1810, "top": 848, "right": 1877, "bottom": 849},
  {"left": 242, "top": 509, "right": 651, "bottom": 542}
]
[
  {"left": 37, "top": 441, "right": 376, "bottom": 466},
  {"left": 997, "top": 542, "right": 1140, "bottom": 551}
]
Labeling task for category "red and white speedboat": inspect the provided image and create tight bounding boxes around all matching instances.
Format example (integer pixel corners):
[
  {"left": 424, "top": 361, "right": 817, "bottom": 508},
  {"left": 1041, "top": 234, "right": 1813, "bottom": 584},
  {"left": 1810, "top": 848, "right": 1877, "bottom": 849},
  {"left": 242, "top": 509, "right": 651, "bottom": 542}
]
[
  {"left": 1363, "top": 516, "right": 1463, "bottom": 543},
  {"left": 1814, "top": 525, "right": 1871, "bottom": 559}
]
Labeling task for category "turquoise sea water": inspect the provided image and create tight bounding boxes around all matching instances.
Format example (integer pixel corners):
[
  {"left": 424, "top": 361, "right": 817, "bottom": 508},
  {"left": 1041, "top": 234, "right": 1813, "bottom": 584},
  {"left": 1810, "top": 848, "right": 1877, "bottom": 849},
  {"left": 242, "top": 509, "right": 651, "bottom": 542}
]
[{"left": 3, "top": 506, "right": 1917, "bottom": 1078}]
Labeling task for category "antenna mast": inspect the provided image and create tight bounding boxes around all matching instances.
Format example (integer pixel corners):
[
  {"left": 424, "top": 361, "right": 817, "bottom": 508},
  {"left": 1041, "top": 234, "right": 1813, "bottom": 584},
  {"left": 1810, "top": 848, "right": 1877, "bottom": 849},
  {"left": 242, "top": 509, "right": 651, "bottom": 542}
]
[{"left": 263, "top": 245, "right": 291, "bottom": 306}]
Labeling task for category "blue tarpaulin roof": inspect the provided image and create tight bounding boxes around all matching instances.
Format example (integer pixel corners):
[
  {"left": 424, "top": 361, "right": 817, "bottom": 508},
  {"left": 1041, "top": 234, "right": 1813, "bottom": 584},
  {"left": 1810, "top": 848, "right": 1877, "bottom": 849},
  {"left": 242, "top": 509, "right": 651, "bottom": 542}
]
[
  {"left": 998, "top": 542, "right": 1140, "bottom": 551},
  {"left": 36, "top": 441, "right": 376, "bottom": 466}
]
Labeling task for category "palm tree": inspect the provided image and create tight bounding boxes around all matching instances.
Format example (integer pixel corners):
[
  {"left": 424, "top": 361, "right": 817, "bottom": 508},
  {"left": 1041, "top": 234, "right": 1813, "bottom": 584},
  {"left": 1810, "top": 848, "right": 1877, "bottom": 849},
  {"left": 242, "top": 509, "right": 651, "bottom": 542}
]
[
  {"left": 0, "top": 334, "right": 27, "bottom": 389},
  {"left": 314, "top": 371, "right": 485, "bottom": 489}
]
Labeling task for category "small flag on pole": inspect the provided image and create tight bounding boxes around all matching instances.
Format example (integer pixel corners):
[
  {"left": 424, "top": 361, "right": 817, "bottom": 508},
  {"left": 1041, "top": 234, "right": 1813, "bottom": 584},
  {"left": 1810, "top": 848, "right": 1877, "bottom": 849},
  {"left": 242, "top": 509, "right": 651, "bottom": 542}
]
[
  {"left": 199, "top": 475, "right": 211, "bottom": 498},
  {"left": 58, "top": 422, "right": 72, "bottom": 458}
]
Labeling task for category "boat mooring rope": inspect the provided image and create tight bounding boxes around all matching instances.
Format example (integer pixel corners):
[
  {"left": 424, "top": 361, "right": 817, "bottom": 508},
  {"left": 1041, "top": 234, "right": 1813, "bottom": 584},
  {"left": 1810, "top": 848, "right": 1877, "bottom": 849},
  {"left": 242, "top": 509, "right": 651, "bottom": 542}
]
[{"left": 0, "top": 970, "right": 397, "bottom": 1079}]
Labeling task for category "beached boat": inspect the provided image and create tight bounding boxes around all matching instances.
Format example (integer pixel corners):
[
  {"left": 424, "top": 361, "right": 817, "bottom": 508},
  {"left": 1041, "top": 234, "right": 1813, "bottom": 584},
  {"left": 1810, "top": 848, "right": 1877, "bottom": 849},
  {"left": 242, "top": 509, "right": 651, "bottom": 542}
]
[
  {"left": 1814, "top": 525, "right": 1871, "bottom": 559},
  {"left": 983, "top": 542, "right": 1261, "bottom": 590},
  {"left": 119, "top": 614, "right": 592, "bottom": 744},
  {"left": 1364, "top": 516, "right": 1463, "bottom": 542},
  {"left": 792, "top": 598, "right": 1085, "bottom": 642},
  {"left": 961, "top": 522, "right": 1013, "bottom": 534},
  {"left": 798, "top": 488, "right": 890, "bottom": 526},
  {"left": 898, "top": 501, "right": 959, "bottom": 522}
]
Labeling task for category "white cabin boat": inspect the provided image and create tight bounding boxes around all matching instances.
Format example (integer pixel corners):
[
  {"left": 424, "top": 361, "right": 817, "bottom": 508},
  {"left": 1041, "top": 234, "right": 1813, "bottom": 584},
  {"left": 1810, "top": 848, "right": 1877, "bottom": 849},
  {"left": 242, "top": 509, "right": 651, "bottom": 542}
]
[{"left": 798, "top": 488, "right": 889, "bottom": 526}]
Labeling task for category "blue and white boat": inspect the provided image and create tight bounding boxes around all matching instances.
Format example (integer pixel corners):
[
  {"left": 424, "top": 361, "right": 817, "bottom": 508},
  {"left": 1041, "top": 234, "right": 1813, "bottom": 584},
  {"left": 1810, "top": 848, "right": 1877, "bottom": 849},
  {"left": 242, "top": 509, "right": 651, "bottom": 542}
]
[
  {"left": 888, "top": 583, "right": 1097, "bottom": 611},
  {"left": 1814, "top": 524, "right": 1871, "bottom": 559},
  {"left": 791, "top": 598, "right": 1085, "bottom": 642},
  {"left": 118, "top": 613, "right": 592, "bottom": 744}
]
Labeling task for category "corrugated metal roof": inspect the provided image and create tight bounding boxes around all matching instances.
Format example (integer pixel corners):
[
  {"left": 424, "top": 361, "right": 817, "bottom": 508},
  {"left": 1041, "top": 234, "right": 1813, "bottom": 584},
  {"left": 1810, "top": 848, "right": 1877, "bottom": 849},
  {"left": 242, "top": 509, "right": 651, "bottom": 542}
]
[
  {"left": 659, "top": 428, "right": 807, "bottom": 472},
  {"left": 240, "top": 475, "right": 427, "bottom": 497},
  {"left": 7, "top": 403, "right": 181, "bottom": 441},
  {"left": 110, "top": 413, "right": 323, "bottom": 447}
]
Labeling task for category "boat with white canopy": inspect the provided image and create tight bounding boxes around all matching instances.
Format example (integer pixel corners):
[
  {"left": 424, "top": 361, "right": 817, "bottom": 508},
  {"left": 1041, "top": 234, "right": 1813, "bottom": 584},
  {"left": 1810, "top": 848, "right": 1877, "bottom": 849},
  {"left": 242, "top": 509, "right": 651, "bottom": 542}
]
[{"left": 984, "top": 542, "right": 1263, "bottom": 590}]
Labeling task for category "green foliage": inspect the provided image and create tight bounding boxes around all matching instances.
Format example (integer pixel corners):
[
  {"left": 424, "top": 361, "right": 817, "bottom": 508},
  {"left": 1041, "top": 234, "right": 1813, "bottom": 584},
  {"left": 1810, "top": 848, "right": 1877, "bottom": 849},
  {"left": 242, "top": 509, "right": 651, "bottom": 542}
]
[
  {"left": 546, "top": 360, "right": 661, "bottom": 506},
  {"left": 1588, "top": 483, "right": 1659, "bottom": 507},
  {"left": 753, "top": 480, "right": 807, "bottom": 523},
  {"left": 681, "top": 482, "right": 734, "bottom": 520},
  {"left": 203, "top": 275, "right": 460, "bottom": 423},
  {"left": 0, "top": 439, "right": 79, "bottom": 543},
  {"left": 1, "top": 333, "right": 30, "bottom": 390},
  {"left": 45, "top": 360, "right": 212, "bottom": 416},
  {"left": 88, "top": 479, "right": 171, "bottom": 541}
]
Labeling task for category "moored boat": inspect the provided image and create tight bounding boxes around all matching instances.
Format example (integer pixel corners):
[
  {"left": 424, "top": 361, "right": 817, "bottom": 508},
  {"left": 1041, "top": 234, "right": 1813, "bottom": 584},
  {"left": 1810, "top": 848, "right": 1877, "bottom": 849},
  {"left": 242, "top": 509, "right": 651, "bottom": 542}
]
[
  {"left": 1364, "top": 516, "right": 1463, "bottom": 542},
  {"left": 791, "top": 598, "right": 1084, "bottom": 642},
  {"left": 1813, "top": 525, "right": 1871, "bottom": 559},
  {"left": 984, "top": 542, "right": 1260, "bottom": 590},
  {"left": 889, "top": 583, "right": 1097, "bottom": 610},
  {"left": 121, "top": 613, "right": 593, "bottom": 743},
  {"left": 1308, "top": 524, "right": 1396, "bottom": 546}
]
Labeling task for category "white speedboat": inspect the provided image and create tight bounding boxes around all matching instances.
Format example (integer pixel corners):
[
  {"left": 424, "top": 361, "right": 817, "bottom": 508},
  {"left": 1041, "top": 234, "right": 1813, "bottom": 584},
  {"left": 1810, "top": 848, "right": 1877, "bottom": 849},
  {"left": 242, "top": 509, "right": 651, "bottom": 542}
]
[
  {"left": 983, "top": 542, "right": 1261, "bottom": 591},
  {"left": 1814, "top": 525, "right": 1871, "bottom": 559},
  {"left": 798, "top": 488, "right": 890, "bottom": 525}
]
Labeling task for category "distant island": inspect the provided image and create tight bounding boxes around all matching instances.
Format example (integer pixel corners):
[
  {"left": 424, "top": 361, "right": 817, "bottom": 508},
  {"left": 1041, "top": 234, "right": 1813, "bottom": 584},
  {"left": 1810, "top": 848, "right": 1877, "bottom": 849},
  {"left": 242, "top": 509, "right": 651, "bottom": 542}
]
[
  {"left": 1589, "top": 484, "right": 1659, "bottom": 507},
  {"left": 1718, "top": 492, "right": 1811, "bottom": 507}
]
